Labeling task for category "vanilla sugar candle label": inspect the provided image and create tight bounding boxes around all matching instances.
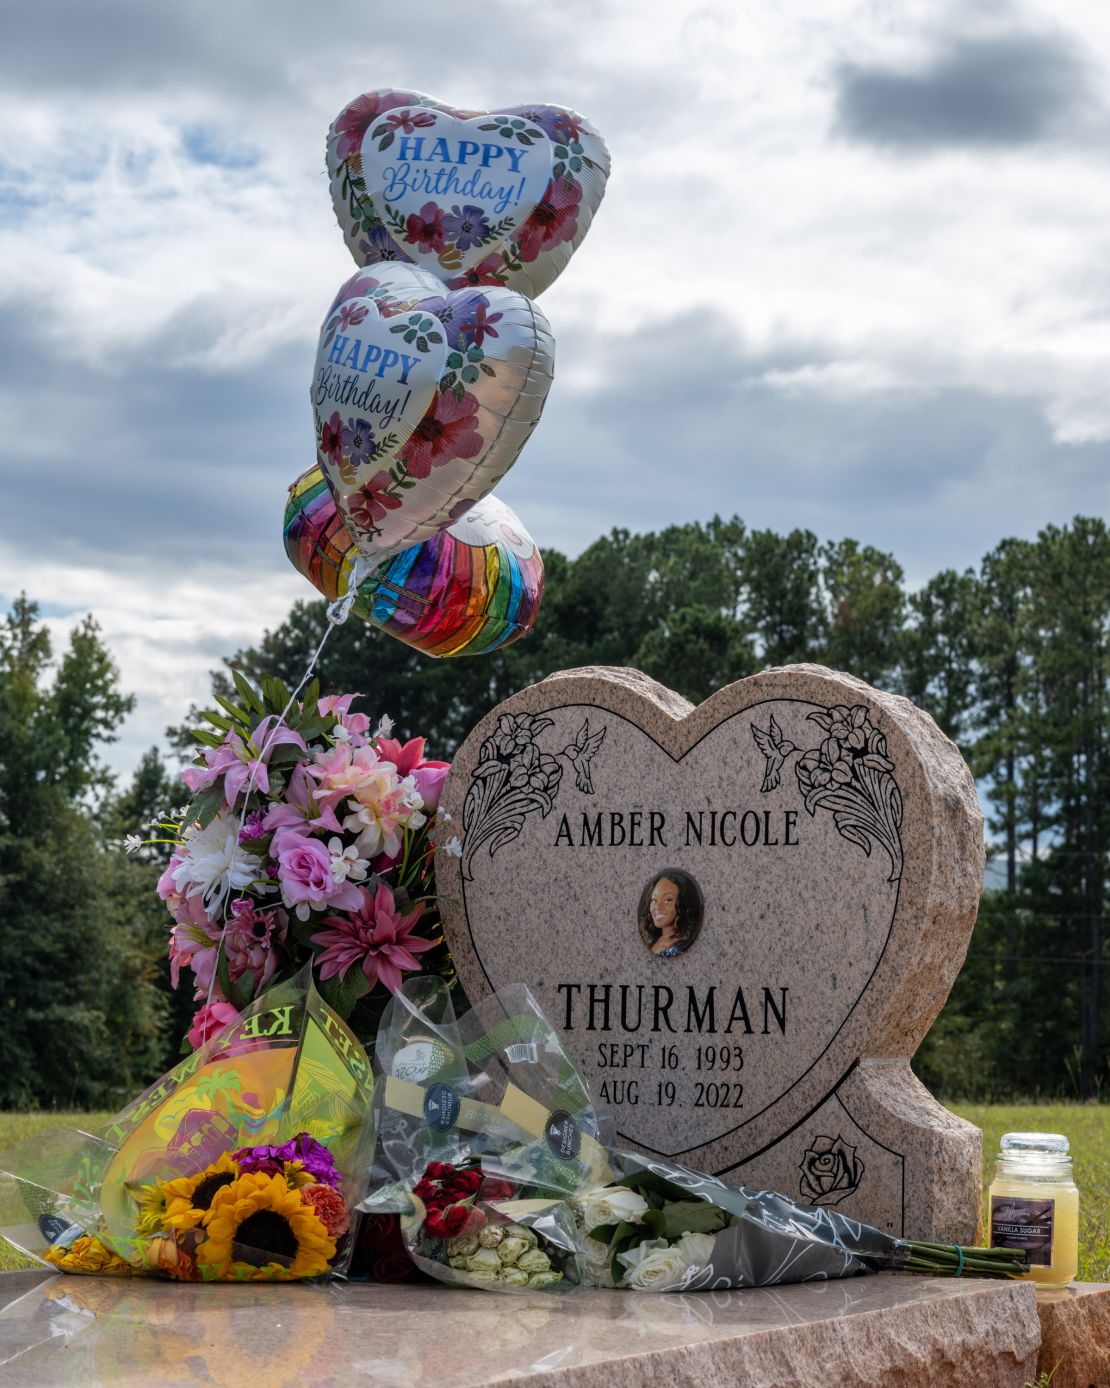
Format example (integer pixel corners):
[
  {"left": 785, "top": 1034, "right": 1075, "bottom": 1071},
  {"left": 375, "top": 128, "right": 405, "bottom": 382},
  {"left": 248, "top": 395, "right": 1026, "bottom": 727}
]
[{"left": 437, "top": 665, "right": 988, "bottom": 1242}]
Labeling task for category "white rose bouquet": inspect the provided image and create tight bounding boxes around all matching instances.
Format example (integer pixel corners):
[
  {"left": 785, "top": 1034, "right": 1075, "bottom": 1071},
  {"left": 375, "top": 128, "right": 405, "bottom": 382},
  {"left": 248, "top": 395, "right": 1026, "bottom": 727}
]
[{"left": 365, "top": 980, "right": 1027, "bottom": 1294}]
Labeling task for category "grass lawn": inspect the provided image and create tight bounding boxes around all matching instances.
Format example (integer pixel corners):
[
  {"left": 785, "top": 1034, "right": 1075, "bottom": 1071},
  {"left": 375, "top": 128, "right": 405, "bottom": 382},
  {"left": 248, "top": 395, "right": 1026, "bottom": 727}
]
[{"left": 0, "top": 1105, "right": 1106, "bottom": 1280}]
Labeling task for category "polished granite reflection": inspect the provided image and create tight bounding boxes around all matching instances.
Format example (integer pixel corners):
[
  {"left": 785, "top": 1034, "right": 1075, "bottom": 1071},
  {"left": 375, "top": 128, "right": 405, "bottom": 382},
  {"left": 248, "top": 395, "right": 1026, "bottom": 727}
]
[{"left": 0, "top": 1269, "right": 1041, "bottom": 1387}]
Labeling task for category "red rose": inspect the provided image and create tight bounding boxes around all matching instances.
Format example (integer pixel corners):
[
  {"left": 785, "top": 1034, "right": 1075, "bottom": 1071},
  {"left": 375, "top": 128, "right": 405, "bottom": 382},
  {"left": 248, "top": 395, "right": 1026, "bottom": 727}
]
[{"left": 480, "top": 1177, "right": 516, "bottom": 1202}]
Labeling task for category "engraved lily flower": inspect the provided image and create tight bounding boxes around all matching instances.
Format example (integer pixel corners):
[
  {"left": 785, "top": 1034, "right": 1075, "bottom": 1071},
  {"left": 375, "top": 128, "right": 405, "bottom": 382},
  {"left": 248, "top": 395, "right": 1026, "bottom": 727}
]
[
  {"left": 489, "top": 712, "right": 550, "bottom": 760},
  {"left": 506, "top": 743, "right": 562, "bottom": 800}
]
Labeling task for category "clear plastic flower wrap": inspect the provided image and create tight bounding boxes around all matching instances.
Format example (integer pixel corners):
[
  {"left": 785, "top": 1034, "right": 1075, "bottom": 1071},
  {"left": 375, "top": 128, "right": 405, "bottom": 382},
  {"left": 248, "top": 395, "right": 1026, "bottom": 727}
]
[
  {"left": 0, "top": 969, "right": 375, "bottom": 1282},
  {"left": 363, "top": 979, "right": 1027, "bottom": 1292}
]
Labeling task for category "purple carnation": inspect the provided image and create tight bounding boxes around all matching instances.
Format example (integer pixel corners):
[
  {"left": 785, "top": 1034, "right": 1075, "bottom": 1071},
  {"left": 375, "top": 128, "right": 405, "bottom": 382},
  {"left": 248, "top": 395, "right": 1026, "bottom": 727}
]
[
  {"left": 233, "top": 1132, "right": 343, "bottom": 1189},
  {"left": 238, "top": 810, "right": 266, "bottom": 843}
]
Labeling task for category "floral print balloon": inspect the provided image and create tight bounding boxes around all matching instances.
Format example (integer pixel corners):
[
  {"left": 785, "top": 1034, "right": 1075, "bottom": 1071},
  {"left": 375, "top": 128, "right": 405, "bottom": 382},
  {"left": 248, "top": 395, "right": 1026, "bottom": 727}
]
[
  {"left": 311, "top": 263, "right": 554, "bottom": 563},
  {"left": 328, "top": 89, "right": 609, "bottom": 300}
]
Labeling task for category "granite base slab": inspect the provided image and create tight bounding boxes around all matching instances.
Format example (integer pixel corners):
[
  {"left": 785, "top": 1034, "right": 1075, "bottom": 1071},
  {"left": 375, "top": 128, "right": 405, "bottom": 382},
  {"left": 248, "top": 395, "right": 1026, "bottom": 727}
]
[
  {"left": 0, "top": 1270, "right": 1042, "bottom": 1387},
  {"left": 1034, "top": 1282, "right": 1110, "bottom": 1388}
]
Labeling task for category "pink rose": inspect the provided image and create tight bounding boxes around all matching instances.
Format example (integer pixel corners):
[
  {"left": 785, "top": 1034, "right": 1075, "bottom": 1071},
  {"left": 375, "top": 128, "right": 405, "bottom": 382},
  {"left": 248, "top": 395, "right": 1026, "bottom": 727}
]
[
  {"left": 187, "top": 1001, "right": 240, "bottom": 1050},
  {"left": 277, "top": 834, "right": 362, "bottom": 921},
  {"left": 412, "top": 763, "right": 449, "bottom": 813}
]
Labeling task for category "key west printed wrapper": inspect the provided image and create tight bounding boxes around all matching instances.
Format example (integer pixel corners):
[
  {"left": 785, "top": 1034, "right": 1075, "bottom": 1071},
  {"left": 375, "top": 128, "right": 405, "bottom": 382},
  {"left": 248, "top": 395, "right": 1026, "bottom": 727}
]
[
  {"left": 364, "top": 980, "right": 1009, "bottom": 1293},
  {"left": 0, "top": 970, "right": 375, "bottom": 1281}
]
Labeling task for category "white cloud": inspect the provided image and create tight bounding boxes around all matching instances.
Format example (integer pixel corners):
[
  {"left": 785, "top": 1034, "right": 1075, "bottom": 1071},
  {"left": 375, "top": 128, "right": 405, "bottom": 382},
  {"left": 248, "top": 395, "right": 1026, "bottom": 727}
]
[
  {"left": 1, "top": 0, "right": 1108, "bottom": 776},
  {"left": 0, "top": 544, "right": 305, "bottom": 778}
]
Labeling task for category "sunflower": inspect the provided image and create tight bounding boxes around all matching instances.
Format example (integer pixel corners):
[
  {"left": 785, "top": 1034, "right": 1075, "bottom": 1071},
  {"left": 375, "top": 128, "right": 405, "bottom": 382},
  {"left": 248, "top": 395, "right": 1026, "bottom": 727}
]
[
  {"left": 197, "top": 1172, "right": 335, "bottom": 1281},
  {"left": 282, "top": 1161, "right": 316, "bottom": 1191},
  {"left": 162, "top": 1152, "right": 241, "bottom": 1233},
  {"left": 135, "top": 1179, "right": 173, "bottom": 1238}
]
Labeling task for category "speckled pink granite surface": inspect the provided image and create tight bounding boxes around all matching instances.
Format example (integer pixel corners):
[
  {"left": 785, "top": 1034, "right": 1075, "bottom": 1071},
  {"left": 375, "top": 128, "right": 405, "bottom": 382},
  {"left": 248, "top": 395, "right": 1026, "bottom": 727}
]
[{"left": 0, "top": 1269, "right": 1043, "bottom": 1387}]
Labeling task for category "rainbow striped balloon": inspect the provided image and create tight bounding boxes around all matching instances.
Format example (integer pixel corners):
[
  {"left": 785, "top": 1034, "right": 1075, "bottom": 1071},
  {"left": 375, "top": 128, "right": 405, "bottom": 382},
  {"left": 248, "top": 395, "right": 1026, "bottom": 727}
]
[{"left": 284, "top": 466, "right": 544, "bottom": 657}]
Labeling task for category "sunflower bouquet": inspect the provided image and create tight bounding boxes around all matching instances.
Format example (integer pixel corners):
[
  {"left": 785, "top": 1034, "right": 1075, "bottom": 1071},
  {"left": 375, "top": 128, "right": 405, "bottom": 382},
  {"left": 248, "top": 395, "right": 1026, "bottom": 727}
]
[{"left": 0, "top": 970, "right": 375, "bottom": 1283}]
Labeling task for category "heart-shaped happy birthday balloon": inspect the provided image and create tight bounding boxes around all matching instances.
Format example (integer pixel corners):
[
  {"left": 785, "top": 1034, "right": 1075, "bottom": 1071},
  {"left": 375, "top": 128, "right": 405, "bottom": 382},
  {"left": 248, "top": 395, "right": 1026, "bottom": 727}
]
[
  {"left": 327, "top": 89, "right": 609, "bottom": 299},
  {"left": 284, "top": 464, "right": 544, "bottom": 656},
  {"left": 312, "top": 262, "right": 554, "bottom": 561}
]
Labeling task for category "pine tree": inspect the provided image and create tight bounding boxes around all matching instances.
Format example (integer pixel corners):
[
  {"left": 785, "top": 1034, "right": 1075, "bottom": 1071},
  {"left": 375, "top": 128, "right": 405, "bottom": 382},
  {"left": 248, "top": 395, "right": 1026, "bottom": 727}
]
[{"left": 0, "top": 598, "right": 166, "bottom": 1106}]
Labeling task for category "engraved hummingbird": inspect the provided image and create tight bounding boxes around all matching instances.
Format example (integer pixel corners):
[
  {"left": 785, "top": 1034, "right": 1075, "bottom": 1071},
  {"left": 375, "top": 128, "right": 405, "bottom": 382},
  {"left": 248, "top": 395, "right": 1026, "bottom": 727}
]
[{"left": 750, "top": 715, "right": 796, "bottom": 792}]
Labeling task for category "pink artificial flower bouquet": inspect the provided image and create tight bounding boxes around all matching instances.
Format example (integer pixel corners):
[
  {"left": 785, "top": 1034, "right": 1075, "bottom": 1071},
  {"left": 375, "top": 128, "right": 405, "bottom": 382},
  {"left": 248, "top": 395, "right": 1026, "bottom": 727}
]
[{"left": 146, "top": 673, "right": 457, "bottom": 1048}]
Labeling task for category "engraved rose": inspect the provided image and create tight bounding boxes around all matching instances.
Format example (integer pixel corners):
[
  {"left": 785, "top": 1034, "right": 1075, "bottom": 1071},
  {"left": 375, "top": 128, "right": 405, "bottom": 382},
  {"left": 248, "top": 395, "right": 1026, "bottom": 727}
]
[{"left": 798, "top": 1135, "right": 864, "bottom": 1205}]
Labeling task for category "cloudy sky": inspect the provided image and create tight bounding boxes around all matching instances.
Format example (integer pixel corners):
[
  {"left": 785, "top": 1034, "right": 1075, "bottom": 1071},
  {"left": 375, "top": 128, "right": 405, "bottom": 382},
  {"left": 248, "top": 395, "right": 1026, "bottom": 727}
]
[{"left": 2, "top": 0, "right": 1108, "bottom": 778}]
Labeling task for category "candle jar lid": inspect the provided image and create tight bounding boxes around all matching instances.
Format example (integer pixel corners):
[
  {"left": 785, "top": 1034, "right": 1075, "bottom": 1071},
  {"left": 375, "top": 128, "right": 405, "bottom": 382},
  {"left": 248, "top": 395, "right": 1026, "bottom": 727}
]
[{"left": 1000, "top": 1132, "right": 1069, "bottom": 1155}]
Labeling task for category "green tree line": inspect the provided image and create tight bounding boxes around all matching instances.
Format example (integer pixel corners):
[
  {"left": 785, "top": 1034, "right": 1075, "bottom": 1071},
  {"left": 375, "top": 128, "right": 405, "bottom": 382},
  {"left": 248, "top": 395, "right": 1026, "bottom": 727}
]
[{"left": 3, "top": 514, "right": 1107, "bottom": 1105}]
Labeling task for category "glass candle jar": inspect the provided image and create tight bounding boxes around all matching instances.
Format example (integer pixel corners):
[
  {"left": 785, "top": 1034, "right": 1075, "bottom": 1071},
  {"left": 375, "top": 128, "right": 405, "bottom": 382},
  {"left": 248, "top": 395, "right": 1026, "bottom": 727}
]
[{"left": 989, "top": 1132, "right": 1078, "bottom": 1286}]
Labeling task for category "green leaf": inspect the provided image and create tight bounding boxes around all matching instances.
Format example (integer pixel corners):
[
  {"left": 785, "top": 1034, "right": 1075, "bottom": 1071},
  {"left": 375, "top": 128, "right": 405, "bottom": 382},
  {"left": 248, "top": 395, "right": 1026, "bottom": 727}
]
[
  {"left": 200, "top": 710, "right": 234, "bottom": 733},
  {"left": 190, "top": 784, "right": 226, "bottom": 829},
  {"left": 217, "top": 948, "right": 254, "bottom": 1012},
  {"left": 552, "top": 162, "right": 565, "bottom": 181},
  {"left": 480, "top": 361, "right": 496, "bottom": 377},
  {"left": 191, "top": 728, "right": 223, "bottom": 749},
  {"left": 660, "top": 1200, "right": 726, "bottom": 1237},
  {"left": 231, "top": 670, "right": 264, "bottom": 713},
  {"left": 378, "top": 131, "right": 395, "bottom": 152},
  {"left": 267, "top": 743, "right": 304, "bottom": 768},
  {"left": 297, "top": 715, "right": 331, "bottom": 742},
  {"left": 214, "top": 694, "right": 251, "bottom": 727},
  {"left": 315, "top": 962, "right": 370, "bottom": 1019}
]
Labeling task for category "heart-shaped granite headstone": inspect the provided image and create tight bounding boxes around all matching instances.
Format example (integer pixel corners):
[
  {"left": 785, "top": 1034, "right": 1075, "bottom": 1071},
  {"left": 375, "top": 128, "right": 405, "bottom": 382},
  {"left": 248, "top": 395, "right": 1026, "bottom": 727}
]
[
  {"left": 436, "top": 664, "right": 985, "bottom": 1236},
  {"left": 328, "top": 89, "right": 609, "bottom": 299},
  {"left": 312, "top": 262, "right": 554, "bottom": 560}
]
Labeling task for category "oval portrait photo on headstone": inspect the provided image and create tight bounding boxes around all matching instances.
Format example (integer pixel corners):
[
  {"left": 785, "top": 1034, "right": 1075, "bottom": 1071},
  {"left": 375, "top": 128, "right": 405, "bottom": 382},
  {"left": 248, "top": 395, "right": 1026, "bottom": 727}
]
[{"left": 638, "top": 866, "right": 704, "bottom": 958}]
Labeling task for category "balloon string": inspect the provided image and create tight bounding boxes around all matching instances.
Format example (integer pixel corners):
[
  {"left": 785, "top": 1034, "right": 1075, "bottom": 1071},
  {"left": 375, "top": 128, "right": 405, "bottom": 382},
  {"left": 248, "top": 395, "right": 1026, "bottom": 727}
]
[{"left": 201, "top": 555, "right": 374, "bottom": 1014}]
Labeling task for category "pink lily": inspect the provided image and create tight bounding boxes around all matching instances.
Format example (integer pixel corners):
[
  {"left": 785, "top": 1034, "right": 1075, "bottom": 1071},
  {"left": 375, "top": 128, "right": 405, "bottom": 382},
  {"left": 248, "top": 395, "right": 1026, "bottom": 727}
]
[
  {"left": 186, "top": 718, "right": 307, "bottom": 809},
  {"left": 263, "top": 762, "right": 343, "bottom": 849}
]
